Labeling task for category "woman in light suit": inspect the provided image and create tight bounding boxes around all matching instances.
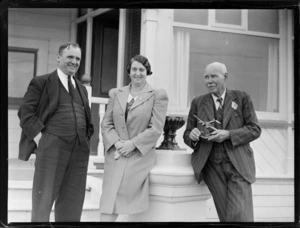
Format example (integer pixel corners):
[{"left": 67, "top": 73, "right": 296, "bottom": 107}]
[{"left": 100, "top": 55, "right": 169, "bottom": 221}]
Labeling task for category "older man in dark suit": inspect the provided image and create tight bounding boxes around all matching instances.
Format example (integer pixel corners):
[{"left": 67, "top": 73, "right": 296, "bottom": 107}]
[
  {"left": 18, "top": 43, "right": 94, "bottom": 222},
  {"left": 183, "top": 62, "right": 261, "bottom": 222}
]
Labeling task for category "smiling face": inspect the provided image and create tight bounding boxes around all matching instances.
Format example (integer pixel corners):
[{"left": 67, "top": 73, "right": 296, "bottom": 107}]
[
  {"left": 57, "top": 46, "right": 81, "bottom": 76},
  {"left": 129, "top": 61, "right": 148, "bottom": 87},
  {"left": 203, "top": 62, "right": 228, "bottom": 97}
]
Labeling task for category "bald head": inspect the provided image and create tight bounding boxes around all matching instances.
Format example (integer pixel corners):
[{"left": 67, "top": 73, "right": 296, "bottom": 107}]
[
  {"left": 205, "top": 62, "right": 228, "bottom": 75},
  {"left": 203, "top": 62, "right": 228, "bottom": 97}
]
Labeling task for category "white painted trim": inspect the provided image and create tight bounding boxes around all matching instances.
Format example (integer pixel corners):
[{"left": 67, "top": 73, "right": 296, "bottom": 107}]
[
  {"left": 287, "top": 9, "right": 294, "bottom": 122},
  {"left": 173, "top": 22, "right": 281, "bottom": 39},
  {"left": 85, "top": 17, "right": 93, "bottom": 76},
  {"left": 285, "top": 9, "right": 295, "bottom": 176},
  {"left": 116, "top": 9, "right": 126, "bottom": 88},
  {"left": 166, "top": 107, "right": 284, "bottom": 122},
  {"left": 278, "top": 10, "right": 288, "bottom": 120},
  {"left": 70, "top": 9, "right": 77, "bottom": 42},
  {"left": 72, "top": 8, "right": 112, "bottom": 24},
  {"left": 90, "top": 97, "right": 109, "bottom": 104}
]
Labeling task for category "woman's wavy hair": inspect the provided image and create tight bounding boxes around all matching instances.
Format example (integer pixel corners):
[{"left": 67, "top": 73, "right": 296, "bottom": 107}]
[{"left": 126, "top": 55, "right": 153, "bottom": 76}]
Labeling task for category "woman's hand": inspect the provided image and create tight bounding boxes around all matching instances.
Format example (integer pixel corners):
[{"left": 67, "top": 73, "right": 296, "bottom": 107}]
[
  {"left": 114, "top": 140, "right": 124, "bottom": 160},
  {"left": 117, "top": 140, "right": 136, "bottom": 157}
]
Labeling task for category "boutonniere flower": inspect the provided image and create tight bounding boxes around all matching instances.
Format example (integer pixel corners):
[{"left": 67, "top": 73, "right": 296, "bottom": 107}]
[{"left": 231, "top": 101, "right": 238, "bottom": 110}]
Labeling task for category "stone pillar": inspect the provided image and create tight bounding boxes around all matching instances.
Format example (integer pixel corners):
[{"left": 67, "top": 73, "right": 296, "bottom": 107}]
[{"left": 125, "top": 149, "right": 211, "bottom": 222}]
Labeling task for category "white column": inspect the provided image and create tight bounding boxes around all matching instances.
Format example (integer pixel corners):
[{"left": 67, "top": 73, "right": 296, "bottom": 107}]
[
  {"left": 117, "top": 9, "right": 126, "bottom": 88},
  {"left": 140, "top": 9, "right": 158, "bottom": 86},
  {"left": 151, "top": 10, "right": 173, "bottom": 96},
  {"left": 124, "top": 149, "right": 211, "bottom": 222},
  {"left": 85, "top": 15, "right": 93, "bottom": 76}
]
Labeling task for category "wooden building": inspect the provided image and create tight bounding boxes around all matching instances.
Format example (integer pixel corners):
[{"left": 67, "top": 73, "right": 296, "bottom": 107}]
[{"left": 8, "top": 8, "right": 295, "bottom": 222}]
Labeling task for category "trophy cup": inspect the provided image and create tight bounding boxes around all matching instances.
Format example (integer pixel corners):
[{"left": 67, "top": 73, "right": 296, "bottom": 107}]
[{"left": 193, "top": 115, "right": 221, "bottom": 139}]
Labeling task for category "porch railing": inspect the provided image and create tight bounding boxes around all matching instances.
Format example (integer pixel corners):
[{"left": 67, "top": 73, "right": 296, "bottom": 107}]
[{"left": 86, "top": 86, "right": 108, "bottom": 159}]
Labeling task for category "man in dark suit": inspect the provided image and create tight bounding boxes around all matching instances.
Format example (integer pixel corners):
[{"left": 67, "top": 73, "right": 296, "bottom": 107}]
[
  {"left": 18, "top": 43, "right": 94, "bottom": 222},
  {"left": 183, "top": 62, "right": 261, "bottom": 222}
]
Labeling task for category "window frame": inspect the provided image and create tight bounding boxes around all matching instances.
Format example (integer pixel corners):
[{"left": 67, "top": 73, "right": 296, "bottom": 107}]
[
  {"left": 8, "top": 47, "right": 38, "bottom": 109},
  {"left": 210, "top": 9, "right": 247, "bottom": 31}
]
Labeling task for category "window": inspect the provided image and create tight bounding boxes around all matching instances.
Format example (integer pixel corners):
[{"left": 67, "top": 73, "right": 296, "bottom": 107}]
[
  {"left": 248, "top": 10, "right": 279, "bottom": 34},
  {"left": 172, "top": 9, "right": 288, "bottom": 115},
  {"left": 174, "top": 9, "right": 208, "bottom": 25},
  {"left": 173, "top": 27, "right": 279, "bottom": 112},
  {"left": 215, "top": 9, "right": 242, "bottom": 25},
  {"left": 8, "top": 47, "right": 37, "bottom": 109}
]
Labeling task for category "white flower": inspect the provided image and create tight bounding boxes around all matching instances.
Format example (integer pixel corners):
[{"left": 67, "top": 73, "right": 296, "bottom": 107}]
[{"left": 231, "top": 101, "right": 238, "bottom": 110}]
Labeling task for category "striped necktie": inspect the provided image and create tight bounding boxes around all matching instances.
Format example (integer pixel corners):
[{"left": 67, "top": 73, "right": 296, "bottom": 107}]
[{"left": 216, "top": 97, "right": 223, "bottom": 127}]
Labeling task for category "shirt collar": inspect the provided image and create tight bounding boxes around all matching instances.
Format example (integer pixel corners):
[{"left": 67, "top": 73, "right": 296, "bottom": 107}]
[
  {"left": 57, "top": 68, "right": 71, "bottom": 79},
  {"left": 57, "top": 68, "right": 76, "bottom": 88},
  {"left": 211, "top": 89, "right": 226, "bottom": 104}
]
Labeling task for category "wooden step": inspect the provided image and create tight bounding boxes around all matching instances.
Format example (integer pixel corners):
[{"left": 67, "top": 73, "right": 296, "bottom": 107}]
[{"left": 8, "top": 176, "right": 102, "bottom": 223}]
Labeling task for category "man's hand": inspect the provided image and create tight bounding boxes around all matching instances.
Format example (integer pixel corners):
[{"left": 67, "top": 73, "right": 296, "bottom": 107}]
[
  {"left": 207, "top": 130, "right": 230, "bottom": 143},
  {"left": 117, "top": 140, "right": 136, "bottom": 157},
  {"left": 189, "top": 128, "right": 201, "bottom": 141}
]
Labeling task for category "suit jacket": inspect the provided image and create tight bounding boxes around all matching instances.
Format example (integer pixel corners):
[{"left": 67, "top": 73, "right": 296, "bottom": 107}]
[
  {"left": 183, "top": 90, "right": 261, "bottom": 184},
  {"left": 18, "top": 70, "right": 94, "bottom": 161}
]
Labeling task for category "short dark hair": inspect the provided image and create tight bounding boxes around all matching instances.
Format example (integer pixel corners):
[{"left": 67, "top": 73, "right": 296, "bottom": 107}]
[
  {"left": 58, "top": 43, "right": 81, "bottom": 55},
  {"left": 126, "top": 55, "right": 153, "bottom": 75}
]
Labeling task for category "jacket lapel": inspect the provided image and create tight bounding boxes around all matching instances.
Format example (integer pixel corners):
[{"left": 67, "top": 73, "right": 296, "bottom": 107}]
[
  {"left": 202, "top": 95, "right": 215, "bottom": 121},
  {"left": 46, "top": 70, "right": 59, "bottom": 116},
  {"left": 130, "top": 83, "right": 154, "bottom": 110},
  {"left": 74, "top": 77, "right": 91, "bottom": 120},
  {"left": 222, "top": 90, "right": 237, "bottom": 128},
  {"left": 116, "top": 85, "right": 130, "bottom": 113}
]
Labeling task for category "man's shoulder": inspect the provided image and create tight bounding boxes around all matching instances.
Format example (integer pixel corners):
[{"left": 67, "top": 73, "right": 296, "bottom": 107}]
[
  {"left": 228, "top": 89, "right": 249, "bottom": 98},
  {"left": 34, "top": 71, "right": 56, "bottom": 82},
  {"left": 192, "top": 93, "right": 210, "bottom": 103}
]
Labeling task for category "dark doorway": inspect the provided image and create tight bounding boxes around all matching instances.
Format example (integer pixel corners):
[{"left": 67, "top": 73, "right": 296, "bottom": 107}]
[
  {"left": 91, "top": 9, "right": 119, "bottom": 98},
  {"left": 90, "top": 9, "right": 119, "bottom": 155}
]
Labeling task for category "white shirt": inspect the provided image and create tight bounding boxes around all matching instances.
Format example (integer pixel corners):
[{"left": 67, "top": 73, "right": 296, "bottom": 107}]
[
  {"left": 57, "top": 68, "right": 76, "bottom": 92},
  {"left": 127, "top": 93, "right": 139, "bottom": 103},
  {"left": 211, "top": 89, "right": 226, "bottom": 110}
]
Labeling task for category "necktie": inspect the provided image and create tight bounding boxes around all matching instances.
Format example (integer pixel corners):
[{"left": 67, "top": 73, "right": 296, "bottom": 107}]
[
  {"left": 68, "top": 76, "right": 75, "bottom": 98},
  {"left": 216, "top": 97, "right": 223, "bottom": 127},
  {"left": 125, "top": 98, "right": 135, "bottom": 122},
  {"left": 217, "top": 97, "right": 223, "bottom": 111}
]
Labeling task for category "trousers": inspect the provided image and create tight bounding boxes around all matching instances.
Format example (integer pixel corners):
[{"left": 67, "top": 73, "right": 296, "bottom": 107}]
[
  {"left": 31, "top": 132, "right": 90, "bottom": 222},
  {"left": 203, "top": 144, "right": 253, "bottom": 222}
]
